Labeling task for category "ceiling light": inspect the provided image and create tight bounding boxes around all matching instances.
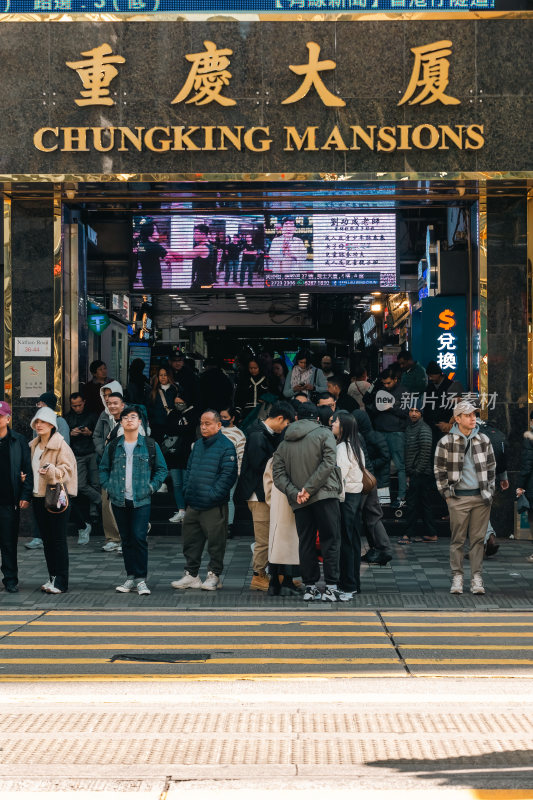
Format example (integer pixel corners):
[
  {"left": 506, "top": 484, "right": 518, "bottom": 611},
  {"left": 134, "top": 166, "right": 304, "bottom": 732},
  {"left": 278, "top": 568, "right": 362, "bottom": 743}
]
[
  {"left": 371, "top": 292, "right": 381, "bottom": 296},
  {"left": 370, "top": 302, "right": 382, "bottom": 312}
]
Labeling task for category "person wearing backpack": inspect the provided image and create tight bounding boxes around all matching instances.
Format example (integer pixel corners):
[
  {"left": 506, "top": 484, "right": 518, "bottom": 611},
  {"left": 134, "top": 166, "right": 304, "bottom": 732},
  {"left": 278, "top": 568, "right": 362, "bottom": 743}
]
[
  {"left": 477, "top": 417, "right": 509, "bottom": 556},
  {"left": 99, "top": 405, "right": 167, "bottom": 596}
]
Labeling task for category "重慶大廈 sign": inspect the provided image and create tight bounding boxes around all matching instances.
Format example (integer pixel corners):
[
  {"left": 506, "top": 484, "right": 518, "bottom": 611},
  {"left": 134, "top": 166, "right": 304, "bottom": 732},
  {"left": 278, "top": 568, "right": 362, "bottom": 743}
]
[
  {"left": 0, "top": 20, "right": 529, "bottom": 175},
  {"left": 14, "top": 337, "right": 52, "bottom": 357}
]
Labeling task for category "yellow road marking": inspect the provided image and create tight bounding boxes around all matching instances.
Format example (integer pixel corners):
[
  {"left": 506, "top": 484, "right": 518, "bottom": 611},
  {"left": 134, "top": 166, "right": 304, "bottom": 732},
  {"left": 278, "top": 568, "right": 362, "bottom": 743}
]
[
  {"left": 5, "top": 630, "right": 533, "bottom": 638},
  {"left": 46, "top": 610, "right": 377, "bottom": 617},
  {"left": 0, "top": 642, "right": 394, "bottom": 650},
  {"left": 0, "top": 657, "right": 399, "bottom": 664},
  {"left": 0, "top": 672, "right": 405, "bottom": 681},
  {"left": 406, "top": 658, "right": 533, "bottom": 665},
  {"left": 400, "top": 644, "right": 533, "bottom": 650},
  {"left": 5, "top": 620, "right": 384, "bottom": 627}
]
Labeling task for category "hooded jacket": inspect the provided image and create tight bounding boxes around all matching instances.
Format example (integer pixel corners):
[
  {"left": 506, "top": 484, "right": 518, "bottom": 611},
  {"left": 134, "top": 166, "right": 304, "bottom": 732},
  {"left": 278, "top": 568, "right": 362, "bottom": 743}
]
[
  {"left": 434, "top": 423, "right": 496, "bottom": 501},
  {"left": 93, "top": 381, "right": 123, "bottom": 458},
  {"left": 29, "top": 431, "right": 78, "bottom": 497},
  {"left": 272, "top": 419, "right": 342, "bottom": 510}
]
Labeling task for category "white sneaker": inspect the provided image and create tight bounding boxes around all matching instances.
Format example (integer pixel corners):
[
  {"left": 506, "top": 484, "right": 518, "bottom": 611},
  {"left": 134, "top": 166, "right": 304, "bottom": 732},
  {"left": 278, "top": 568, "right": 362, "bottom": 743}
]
[
  {"left": 171, "top": 571, "right": 202, "bottom": 590},
  {"left": 157, "top": 483, "right": 168, "bottom": 493},
  {"left": 136, "top": 580, "right": 151, "bottom": 596},
  {"left": 116, "top": 545, "right": 123, "bottom": 554},
  {"left": 303, "top": 585, "right": 322, "bottom": 601},
  {"left": 102, "top": 541, "right": 120, "bottom": 552},
  {"left": 77, "top": 523, "right": 91, "bottom": 544},
  {"left": 471, "top": 573, "right": 486, "bottom": 594},
  {"left": 25, "top": 538, "right": 43, "bottom": 550},
  {"left": 41, "top": 580, "right": 53, "bottom": 592},
  {"left": 169, "top": 510, "right": 186, "bottom": 524},
  {"left": 45, "top": 578, "right": 64, "bottom": 595},
  {"left": 201, "top": 571, "right": 222, "bottom": 591},
  {"left": 450, "top": 574, "right": 463, "bottom": 594},
  {"left": 116, "top": 577, "right": 136, "bottom": 593},
  {"left": 338, "top": 590, "right": 355, "bottom": 602}
]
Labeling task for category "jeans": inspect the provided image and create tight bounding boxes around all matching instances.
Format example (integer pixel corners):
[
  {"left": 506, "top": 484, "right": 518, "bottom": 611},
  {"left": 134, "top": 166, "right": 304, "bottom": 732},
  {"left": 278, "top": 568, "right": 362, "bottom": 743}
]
[
  {"left": 293, "top": 498, "right": 341, "bottom": 586},
  {"left": 112, "top": 500, "right": 151, "bottom": 579},
  {"left": 339, "top": 492, "right": 363, "bottom": 593},
  {"left": 225, "top": 259, "right": 238, "bottom": 283},
  {"left": 0, "top": 504, "right": 19, "bottom": 588},
  {"left": 76, "top": 453, "right": 101, "bottom": 518},
  {"left": 404, "top": 473, "right": 439, "bottom": 539},
  {"left": 33, "top": 496, "right": 70, "bottom": 591},
  {"left": 182, "top": 505, "right": 228, "bottom": 577},
  {"left": 383, "top": 431, "right": 407, "bottom": 499},
  {"left": 169, "top": 468, "right": 186, "bottom": 510}
]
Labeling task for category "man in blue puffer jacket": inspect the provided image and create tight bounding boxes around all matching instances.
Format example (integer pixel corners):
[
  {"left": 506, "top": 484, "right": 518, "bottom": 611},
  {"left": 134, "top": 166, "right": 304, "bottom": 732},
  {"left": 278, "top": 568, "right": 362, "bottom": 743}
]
[{"left": 171, "top": 409, "right": 237, "bottom": 591}]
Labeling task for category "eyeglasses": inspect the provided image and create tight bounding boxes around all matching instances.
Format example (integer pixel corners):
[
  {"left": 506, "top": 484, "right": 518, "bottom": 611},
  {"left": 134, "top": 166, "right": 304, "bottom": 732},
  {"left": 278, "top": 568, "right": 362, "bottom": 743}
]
[{"left": 122, "top": 415, "right": 139, "bottom": 422}]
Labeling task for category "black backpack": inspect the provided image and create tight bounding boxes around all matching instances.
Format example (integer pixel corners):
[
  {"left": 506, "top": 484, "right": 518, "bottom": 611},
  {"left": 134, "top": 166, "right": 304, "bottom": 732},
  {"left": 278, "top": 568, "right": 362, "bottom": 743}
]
[{"left": 479, "top": 420, "right": 508, "bottom": 476}]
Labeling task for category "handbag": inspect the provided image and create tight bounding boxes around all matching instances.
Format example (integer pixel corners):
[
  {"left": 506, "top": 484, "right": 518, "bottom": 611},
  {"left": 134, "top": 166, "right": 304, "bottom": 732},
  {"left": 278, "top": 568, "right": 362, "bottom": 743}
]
[
  {"left": 361, "top": 467, "right": 377, "bottom": 496},
  {"left": 45, "top": 483, "right": 69, "bottom": 514}
]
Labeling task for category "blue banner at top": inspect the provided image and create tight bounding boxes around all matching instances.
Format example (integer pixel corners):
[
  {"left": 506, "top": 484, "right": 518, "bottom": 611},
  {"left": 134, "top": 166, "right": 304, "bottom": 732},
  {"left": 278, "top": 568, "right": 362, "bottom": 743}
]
[{"left": 0, "top": 0, "right": 507, "bottom": 13}]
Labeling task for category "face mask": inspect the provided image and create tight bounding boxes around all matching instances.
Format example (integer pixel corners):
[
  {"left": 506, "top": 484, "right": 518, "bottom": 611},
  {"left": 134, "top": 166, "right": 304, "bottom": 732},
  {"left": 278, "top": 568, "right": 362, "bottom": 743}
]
[
  {"left": 221, "top": 419, "right": 231, "bottom": 427},
  {"left": 175, "top": 402, "right": 187, "bottom": 412}
]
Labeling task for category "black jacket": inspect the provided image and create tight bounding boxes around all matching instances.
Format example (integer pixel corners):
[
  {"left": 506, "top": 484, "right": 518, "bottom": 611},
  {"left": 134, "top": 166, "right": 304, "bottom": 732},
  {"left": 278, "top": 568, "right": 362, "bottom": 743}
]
[
  {"left": 234, "top": 374, "right": 271, "bottom": 414},
  {"left": 64, "top": 410, "right": 98, "bottom": 457},
  {"left": 235, "top": 420, "right": 279, "bottom": 503},
  {"left": 4, "top": 430, "right": 33, "bottom": 504},
  {"left": 197, "top": 368, "right": 234, "bottom": 413},
  {"left": 172, "top": 366, "right": 198, "bottom": 407},
  {"left": 164, "top": 405, "right": 198, "bottom": 469},
  {"left": 519, "top": 431, "right": 533, "bottom": 501}
]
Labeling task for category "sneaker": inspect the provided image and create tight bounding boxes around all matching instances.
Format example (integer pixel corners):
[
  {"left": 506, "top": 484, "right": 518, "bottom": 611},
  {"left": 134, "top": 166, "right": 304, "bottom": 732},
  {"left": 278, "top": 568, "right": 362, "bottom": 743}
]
[
  {"left": 116, "top": 545, "right": 122, "bottom": 554},
  {"left": 250, "top": 573, "right": 270, "bottom": 592},
  {"left": 157, "top": 483, "right": 168, "bottom": 493},
  {"left": 303, "top": 585, "right": 322, "bottom": 601},
  {"left": 471, "top": 573, "right": 485, "bottom": 595},
  {"left": 41, "top": 580, "right": 53, "bottom": 592},
  {"left": 116, "top": 577, "right": 136, "bottom": 593},
  {"left": 25, "top": 538, "right": 43, "bottom": 550},
  {"left": 322, "top": 586, "right": 342, "bottom": 602},
  {"left": 169, "top": 510, "right": 186, "bottom": 524},
  {"left": 201, "top": 571, "right": 222, "bottom": 591},
  {"left": 391, "top": 498, "right": 406, "bottom": 510},
  {"left": 77, "top": 522, "right": 91, "bottom": 545},
  {"left": 171, "top": 571, "right": 202, "bottom": 590},
  {"left": 102, "top": 541, "right": 120, "bottom": 552},
  {"left": 338, "top": 590, "right": 355, "bottom": 602},
  {"left": 136, "top": 580, "right": 151, "bottom": 596},
  {"left": 450, "top": 574, "right": 463, "bottom": 594},
  {"left": 44, "top": 578, "right": 64, "bottom": 595}
]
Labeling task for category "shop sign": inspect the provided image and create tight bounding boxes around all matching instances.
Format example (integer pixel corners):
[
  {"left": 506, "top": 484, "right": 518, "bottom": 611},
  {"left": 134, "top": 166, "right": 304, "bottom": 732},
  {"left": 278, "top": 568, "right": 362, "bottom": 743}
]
[
  {"left": 34, "top": 37, "right": 486, "bottom": 156},
  {"left": 14, "top": 337, "right": 51, "bottom": 357},
  {"left": 20, "top": 361, "right": 47, "bottom": 397},
  {"left": 420, "top": 295, "right": 467, "bottom": 388},
  {"left": 88, "top": 312, "right": 111, "bottom": 334}
]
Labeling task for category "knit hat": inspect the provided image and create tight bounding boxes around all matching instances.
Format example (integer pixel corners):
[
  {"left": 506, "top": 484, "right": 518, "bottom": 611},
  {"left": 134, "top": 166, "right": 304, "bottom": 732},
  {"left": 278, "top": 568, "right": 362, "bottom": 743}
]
[
  {"left": 38, "top": 392, "right": 58, "bottom": 411},
  {"left": 30, "top": 406, "right": 57, "bottom": 430}
]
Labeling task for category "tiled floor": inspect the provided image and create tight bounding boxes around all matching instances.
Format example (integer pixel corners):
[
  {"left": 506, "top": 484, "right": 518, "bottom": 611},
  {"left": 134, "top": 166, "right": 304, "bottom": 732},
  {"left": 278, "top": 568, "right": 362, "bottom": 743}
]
[{"left": 2, "top": 533, "right": 533, "bottom": 610}]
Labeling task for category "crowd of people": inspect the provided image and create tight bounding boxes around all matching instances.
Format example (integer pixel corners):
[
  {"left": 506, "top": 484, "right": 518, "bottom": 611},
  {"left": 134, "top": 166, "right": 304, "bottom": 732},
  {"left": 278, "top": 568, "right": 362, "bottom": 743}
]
[{"left": 1, "top": 346, "right": 533, "bottom": 598}]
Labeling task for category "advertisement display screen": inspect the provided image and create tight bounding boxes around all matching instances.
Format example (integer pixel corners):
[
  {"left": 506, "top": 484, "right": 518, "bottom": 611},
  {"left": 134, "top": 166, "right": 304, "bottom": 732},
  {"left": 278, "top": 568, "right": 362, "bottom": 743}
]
[{"left": 132, "top": 212, "right": 397, "bottom": 292}]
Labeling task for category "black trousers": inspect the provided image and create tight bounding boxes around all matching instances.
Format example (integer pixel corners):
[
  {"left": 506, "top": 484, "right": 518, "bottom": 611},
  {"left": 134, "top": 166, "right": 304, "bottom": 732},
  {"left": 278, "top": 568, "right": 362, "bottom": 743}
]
[
  {"left": 339, "top": 492, "right": 363, "bottom": 593},
  {"left": 294, "top": 498, "right": 341, "bottom": 586},
  {"left": 0, "top": 504, "right": 19, "bottom": 588},
  {"left": 404, "top": 473, "right": 439, "bottom": 538},
  {"left": 361, "top": 487, "right": 392, "bottom": 555},
  {"left": 33, "top": 497, "right": 69, "bottom": 591}
]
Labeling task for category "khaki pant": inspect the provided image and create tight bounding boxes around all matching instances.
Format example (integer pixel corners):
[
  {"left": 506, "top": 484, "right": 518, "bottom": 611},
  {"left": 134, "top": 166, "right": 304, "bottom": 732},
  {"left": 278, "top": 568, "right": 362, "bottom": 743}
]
[
  {"left": 102, "top": 490, "right": 120, "bottom": 543},
  {"left": 248, "top": 500, "right": 270, "bottom": 574},
  {"left": 448, "top": 495, "right": 492, "bottom": 577},
  {"left": 182, "top": 505, "right": 228, "bottom": 577}
]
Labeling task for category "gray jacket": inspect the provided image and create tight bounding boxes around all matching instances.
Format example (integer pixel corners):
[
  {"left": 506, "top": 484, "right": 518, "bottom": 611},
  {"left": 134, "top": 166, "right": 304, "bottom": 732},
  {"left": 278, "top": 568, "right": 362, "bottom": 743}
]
[
  {"left": 272, "top": 419, "right": 342, "bottom": 510},
  {"left": 93, "top": 411, "right": 117, "bottom": 458}
]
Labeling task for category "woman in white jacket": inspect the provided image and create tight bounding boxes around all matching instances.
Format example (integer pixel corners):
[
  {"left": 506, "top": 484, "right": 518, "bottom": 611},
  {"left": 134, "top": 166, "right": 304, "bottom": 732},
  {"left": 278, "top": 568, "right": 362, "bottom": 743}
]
[{"left": 332, "top": 412, "right": 365, "bottom": 599}]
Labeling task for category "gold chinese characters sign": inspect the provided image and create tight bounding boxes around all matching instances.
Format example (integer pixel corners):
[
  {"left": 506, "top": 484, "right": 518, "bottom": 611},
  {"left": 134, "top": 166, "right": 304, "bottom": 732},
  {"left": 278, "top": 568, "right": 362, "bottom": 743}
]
[{"left": 34, "top": 38, "right": 484, "bottom": 154}]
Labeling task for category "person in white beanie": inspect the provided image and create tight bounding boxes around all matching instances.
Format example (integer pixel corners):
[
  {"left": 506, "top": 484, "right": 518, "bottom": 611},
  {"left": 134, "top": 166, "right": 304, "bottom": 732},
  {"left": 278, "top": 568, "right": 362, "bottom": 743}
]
[{"left": 29, "top": 406, "right": 77, "bottom": 594}]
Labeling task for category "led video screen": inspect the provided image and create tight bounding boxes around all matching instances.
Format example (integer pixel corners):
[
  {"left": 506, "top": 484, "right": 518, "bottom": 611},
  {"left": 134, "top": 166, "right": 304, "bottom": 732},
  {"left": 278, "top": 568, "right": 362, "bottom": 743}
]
[{"left": 132, "top": 213, "right": 398, "bottom": 292}]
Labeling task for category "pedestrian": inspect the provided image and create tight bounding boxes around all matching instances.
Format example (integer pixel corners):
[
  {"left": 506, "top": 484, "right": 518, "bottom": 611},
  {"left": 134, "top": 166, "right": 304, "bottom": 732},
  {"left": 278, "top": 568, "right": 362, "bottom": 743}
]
[
  {"left": 99, "top": 406, "right": 167, "bottom": 596},
  {"left": 147, "top": 366, "right": 178, "bottom": 442},
  {"left": 168, "top": 349, "right": 198, "bottom": 407},
  {"left": 320, "top": 354, "right": 335, "bottom": 380},
  {"left": 327, "top": 375, "right": 358, "bottom": 413},
  {"left": 352, "top": 406, "right": 391, "bottom": 505},
  {"left": 477, "top": 418, "right": 509, "bottom": 557},
  {"left": 197, "top": 357, "right": 234, "bottom": 414},
  {"left": 399, "top": 400, "right": 439, "bottom": 544},
  {"left": 331, "top": 412, "right": 365, "bottom": 600},
  {"left": 235, "top": 402, "right": 295, "bottom": 591},
  {"left": 366, "top": 367, "right": 409, "bottom": 509},
  {"left": 171, "top": 410, "right": 238, "bottom": 591},
  {"left": 271, "top": 358, "right": 288, "bottom": 398},
  {"left": 29, "top": 406, "right": 77, "bottom": 594},
  {"left": 164, "top": 395, "right": 198, "bottom": 525},
  {"left": 272, "top": 401, "right": 343, "bottom": 602},
  {"left": 65, "top": 392, "right": 101, "bottom": 544},
  {"left": 219, "top": 407, "right": 246, "bottom": 530},
  {"left": 283, "top": 350, "right": 328, "bottom": 400},
  {"left": 0, "top": 402, "right": 33, "bottom": 593},
  {"left": 424, "top": 361, "right": 463, "bottom": 447},
  {"left": 81, "top": 360, "right": 112, "bottom": 415},
  {"left": 434, "top": 400, "right": 496, "bottom": 595},
  {"left": 225, "top": 233, "right": 242, "bottom": 285},
  {"left": 397, "top": 351, "right": 428, "bottom": 396},
  {"left": 263, "top": 455, "right": 301, "bottom": 596},
  {"left": 93, "top": 384, "right": 125, "bottom": 553},
  {"left": 516, "top": 409, "right": 533, "bottom": 563},
  {"left": 347, "top": 367, "right": 372, "bottom": 409},
  {"left": 234, "top": 358, "right": 271, "bottom": 421},
  {"left": 124, "top": 358, "right": 150, "bottom": 407}
]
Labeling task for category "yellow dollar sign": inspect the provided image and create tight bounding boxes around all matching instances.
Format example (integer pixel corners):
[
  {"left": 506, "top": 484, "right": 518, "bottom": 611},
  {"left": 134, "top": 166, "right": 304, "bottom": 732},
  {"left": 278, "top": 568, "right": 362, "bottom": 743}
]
[{"left": 438, "top": 309, "right": 455, "bottom": 330}]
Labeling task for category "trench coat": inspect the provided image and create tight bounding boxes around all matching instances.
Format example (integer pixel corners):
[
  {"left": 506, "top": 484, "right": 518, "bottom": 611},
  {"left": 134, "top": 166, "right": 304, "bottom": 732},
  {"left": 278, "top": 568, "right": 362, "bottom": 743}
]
[{"left": 263, "top": 457, "right": 299, "bottom": 566}]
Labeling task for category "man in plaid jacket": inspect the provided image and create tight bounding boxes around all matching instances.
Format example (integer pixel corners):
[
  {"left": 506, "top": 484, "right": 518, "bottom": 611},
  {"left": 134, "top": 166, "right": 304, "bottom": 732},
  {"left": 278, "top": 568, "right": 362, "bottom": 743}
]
[{"left": 434, "top": 400, "right": 496, "bottom": 596}]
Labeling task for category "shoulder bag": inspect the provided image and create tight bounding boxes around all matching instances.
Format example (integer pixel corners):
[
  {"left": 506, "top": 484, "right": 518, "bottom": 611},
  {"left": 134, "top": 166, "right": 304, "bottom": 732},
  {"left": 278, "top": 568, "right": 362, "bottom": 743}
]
[{"left": 45, "top": 482, "right": 69, "bottom": 514}]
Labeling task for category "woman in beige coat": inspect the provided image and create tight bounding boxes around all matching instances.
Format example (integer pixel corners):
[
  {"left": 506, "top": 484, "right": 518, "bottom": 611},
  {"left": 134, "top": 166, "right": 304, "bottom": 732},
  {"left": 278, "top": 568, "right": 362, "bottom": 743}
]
[
  {"left": 29, "top": 406, "right": 77, "bottom": 594},
  {"left": 263, "top": 457, "right": 301, "bottom": 596}
]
